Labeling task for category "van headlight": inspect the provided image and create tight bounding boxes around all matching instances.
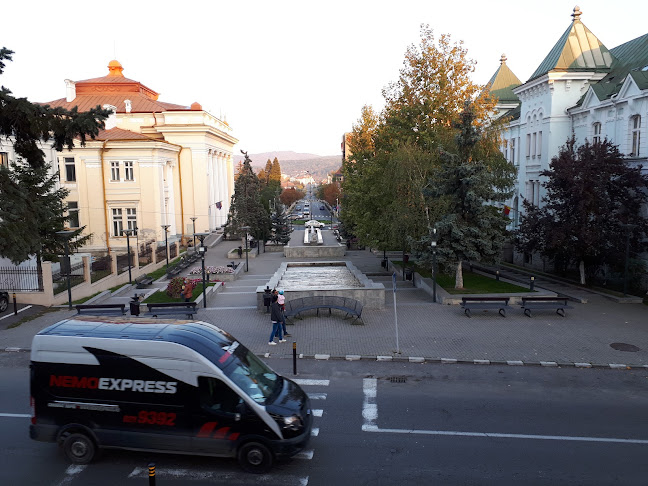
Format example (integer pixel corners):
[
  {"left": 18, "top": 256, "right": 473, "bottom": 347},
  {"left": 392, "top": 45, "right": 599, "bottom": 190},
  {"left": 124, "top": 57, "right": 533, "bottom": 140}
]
[{"left": 281, "top": 415, "right": 303, "bottom": 430}]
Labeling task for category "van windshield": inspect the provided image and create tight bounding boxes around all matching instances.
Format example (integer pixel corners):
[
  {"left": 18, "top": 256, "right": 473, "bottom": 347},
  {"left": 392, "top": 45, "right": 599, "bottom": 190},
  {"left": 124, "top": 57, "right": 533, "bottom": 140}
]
[{"left": 222, "top": 346, "right": 281, "bottom": 404}]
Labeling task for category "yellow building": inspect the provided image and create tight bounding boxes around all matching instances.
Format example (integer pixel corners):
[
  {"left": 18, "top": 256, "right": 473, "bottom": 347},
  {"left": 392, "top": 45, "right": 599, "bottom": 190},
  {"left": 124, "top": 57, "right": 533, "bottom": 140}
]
[{"left": 43, "top": 60, "right": 237, "bottom": 253}]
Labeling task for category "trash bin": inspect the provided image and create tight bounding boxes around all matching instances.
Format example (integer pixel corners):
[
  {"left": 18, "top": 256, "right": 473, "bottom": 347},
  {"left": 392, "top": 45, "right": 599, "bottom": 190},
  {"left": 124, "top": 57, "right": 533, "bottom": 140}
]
[
  {"left": 381, "top": 259, "right": 388, "bottom": 268},
  {"left": 404, "top": 268, "right": 413, "bottom": 281},
  {"left": 129, "top": 295, "right": 141, "bottom": 316},
  {"left": 263, "top": 287, "right": 272, "bottom": 313}
]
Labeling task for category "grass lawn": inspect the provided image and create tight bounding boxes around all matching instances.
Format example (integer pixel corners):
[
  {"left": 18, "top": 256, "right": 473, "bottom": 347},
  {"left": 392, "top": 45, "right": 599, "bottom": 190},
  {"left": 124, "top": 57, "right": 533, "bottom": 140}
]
[
  {"left": 143, "top": 283, "right": 216, "bottom": 303},
  {"left": 393, "top": 261, "right": 530, "bottom": 294}
]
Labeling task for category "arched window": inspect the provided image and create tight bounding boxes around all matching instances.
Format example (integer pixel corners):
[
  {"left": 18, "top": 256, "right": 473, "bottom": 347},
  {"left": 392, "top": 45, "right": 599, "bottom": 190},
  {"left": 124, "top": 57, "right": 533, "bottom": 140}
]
[
  {"left": 631, "top": 115, "right": 641, "bottom": 156},
  {"left": 593, "top": 122, "right": 602, "bottom": 144}
]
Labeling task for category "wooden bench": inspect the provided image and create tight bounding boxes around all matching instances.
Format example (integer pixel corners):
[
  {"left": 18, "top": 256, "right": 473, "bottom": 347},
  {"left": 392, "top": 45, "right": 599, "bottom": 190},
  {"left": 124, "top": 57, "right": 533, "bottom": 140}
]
[
  {"left": 144, "top": 302, "right": 197, "bottom": 319},
  {"left": 284, "top": 296, "right": 363, "bottom": 324},
  {"left": 135, "top": 274, "right": 154, "bottom": 289},
  {"left": 76, "top": 304, "right": 126, "bottom": 316},
  {"left": 461, "top": 297, "right": 511, "bottom": 317},
  {"left": 521, "top": 296, "right": 573, "bottom": 317}
]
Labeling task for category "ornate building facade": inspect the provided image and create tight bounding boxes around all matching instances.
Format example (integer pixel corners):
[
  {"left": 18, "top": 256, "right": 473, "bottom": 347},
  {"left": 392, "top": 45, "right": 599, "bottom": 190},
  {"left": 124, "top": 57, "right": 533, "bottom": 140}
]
[{"left": 42, "top": 60, "right": 237, "bottom": 252}]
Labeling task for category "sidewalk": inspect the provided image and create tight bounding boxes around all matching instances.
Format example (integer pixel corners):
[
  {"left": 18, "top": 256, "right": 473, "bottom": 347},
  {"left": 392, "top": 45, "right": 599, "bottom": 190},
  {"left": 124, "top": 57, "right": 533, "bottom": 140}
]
[{"left": 2, "top": 233, "right": 647, "bottom": 369}]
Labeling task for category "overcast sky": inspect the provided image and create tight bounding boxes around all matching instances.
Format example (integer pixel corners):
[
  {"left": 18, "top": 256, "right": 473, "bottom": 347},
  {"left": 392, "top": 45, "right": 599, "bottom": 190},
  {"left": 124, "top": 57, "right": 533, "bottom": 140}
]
[{"left": 3, "top": 0, "right": 647, "bottom": 156}]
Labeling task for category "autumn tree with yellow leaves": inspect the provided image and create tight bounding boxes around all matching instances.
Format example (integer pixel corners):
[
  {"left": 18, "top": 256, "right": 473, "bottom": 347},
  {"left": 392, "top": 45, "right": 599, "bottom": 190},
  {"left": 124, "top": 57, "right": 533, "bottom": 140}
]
[{"left": 342, "top": 26, "right": 515, "bottom": 288}]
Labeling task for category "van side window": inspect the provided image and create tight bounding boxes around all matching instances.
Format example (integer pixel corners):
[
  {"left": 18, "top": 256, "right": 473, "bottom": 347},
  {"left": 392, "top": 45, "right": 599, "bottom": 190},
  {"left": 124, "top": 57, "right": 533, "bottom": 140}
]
[{"left": 198, "top": 377, "right": 242, "bottom": 414}]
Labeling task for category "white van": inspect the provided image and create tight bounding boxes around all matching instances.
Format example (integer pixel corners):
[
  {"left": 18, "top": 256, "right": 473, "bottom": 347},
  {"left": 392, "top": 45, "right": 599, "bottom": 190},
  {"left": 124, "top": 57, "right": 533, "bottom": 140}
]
[{"left": 29, "top": 316, "right": 312, "bottom": 473}]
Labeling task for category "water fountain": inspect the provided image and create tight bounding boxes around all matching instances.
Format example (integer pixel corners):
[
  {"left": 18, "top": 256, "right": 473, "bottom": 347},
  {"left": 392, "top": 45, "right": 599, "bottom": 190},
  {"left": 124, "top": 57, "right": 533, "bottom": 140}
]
[{"left": 256, "top": 261, "right": 385, "bottom": 310}]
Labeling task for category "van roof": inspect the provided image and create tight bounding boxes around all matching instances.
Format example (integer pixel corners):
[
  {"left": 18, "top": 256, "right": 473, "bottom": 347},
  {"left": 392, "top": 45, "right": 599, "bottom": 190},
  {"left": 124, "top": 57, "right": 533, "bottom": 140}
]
[{"left": 35, "top": 317, "right": 238, "bottom": 368}]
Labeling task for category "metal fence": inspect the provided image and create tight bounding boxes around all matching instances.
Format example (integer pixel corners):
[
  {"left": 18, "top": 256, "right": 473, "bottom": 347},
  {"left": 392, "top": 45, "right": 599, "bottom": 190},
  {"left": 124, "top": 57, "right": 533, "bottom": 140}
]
[
  {"left": 116, "top": 252, "right": 132, "bottom": 275},
  {"left": 52, "top": 261, "right": 85, "bottom": 295},
  {"left": 169, "top": 243, "right": 177, "bottom": 259},
  {"left": 0, "top": 266, "right": 44, "bottom": 292},
  {"left": 155, "top": 245, "right": 167, "bottom": 264},
  {"left": 91, "top": 255, "right": 112, "bottom": 283},
  {"left": 138, "top": 240, "right": 154, "bottom": 267}
]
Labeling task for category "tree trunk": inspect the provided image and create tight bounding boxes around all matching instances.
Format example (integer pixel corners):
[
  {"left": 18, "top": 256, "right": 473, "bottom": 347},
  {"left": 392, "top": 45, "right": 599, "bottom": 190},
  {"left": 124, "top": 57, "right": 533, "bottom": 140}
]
[
  {"left": 579, "top": 260, "right": 586, "bottom": 285},
  {"left": 455, "top": 260, "right": 464, "bottom": 289}
]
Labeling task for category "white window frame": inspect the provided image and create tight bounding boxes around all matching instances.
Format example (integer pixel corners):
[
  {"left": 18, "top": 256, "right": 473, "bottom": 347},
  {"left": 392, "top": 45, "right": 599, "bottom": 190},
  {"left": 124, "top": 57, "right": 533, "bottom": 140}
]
[
  {"left": 124, "top": 161, "right": 134, "bottom": 181},
  {"left": 511, "top": 138, "right": 516, "bottom": 165},
  {"left": 68, "top": 201, "right": 80, "bottom": 228},
  {"left": 126, "top": 208, "right": 137, "bottom": 232},
  {"left": 110, "top": 161, "right": 120, "bottom": 181},
  {"left": 537, "top": 131, "right": 542, "bottom": 157},
  {"left": 593, "top": 122, "right": 602, "bottom": 144},
  {"left": 526, "top": 134, "right": 531, "bottom": 158},
  {"left": 631, "top": 115, "right": 641, "bottom": 156},
  {"left": 112, "top": 208, "right": 123, "bottom": 236},
  {"left": 64, "top": 157, "right": 76, "bottom": 182}
]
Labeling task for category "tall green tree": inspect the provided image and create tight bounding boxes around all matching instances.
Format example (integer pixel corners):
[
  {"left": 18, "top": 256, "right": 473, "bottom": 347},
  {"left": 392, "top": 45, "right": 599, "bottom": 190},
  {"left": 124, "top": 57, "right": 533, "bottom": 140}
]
[
  {"left": 515, "top": 137, "right": 648, "bottom": 285},
  {"left": 0, "top": 163, "right": 90, "bottom": 264},
  {"left": 223, "top": 152, "right": 271, "bottom": 243},
  {"left": 0, "top": 47, "right": 107, "bottom": 264},
  {"left": 0, "top": 48, "right": 110, "bottom": 169}
]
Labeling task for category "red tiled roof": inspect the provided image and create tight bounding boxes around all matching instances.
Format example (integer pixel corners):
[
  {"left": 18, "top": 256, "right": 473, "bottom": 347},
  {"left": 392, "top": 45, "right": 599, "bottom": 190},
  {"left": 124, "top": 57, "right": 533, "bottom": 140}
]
[
  {"left": 44, "top": 95, "right": 188, "bottom": 113},
  {"left": 40, "top": 59, "right": 191, "bottom": 113},
  {"left": 92, "top": 127, "right": 158, "bottom": 141}
]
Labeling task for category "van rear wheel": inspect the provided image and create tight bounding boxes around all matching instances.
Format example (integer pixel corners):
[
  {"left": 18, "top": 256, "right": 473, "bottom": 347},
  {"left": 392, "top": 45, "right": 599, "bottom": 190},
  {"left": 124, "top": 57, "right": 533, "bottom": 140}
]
[
  {"left": 238, "top": 441, "right": 273, "bottom": 473},
  {"left": 63, "top": 433, "right": 96, "bottom": 464}
]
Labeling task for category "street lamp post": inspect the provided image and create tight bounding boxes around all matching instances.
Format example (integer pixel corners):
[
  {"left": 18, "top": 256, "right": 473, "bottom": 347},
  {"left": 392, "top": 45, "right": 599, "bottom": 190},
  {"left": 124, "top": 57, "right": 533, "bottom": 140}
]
[
  {"left": 161, "top": 225, "right": 170, "bottom": 269},
  {"left": 195, "top": 232, "right": 209, "bottom": 308},
  {"left": 123, "top": 229, "right": 135, "bottom": 285},
  {"left": 56, "top": 230, "right": 75, "bottom": 310},
  {"left": 190, "top": 217, "right": 198, "bottom": 250},
  {"left": 241, "top": 226, "right": 251, "bottom": 272},
  {"left": 431, "top": 227, "right": 437, "bottom": 303}
]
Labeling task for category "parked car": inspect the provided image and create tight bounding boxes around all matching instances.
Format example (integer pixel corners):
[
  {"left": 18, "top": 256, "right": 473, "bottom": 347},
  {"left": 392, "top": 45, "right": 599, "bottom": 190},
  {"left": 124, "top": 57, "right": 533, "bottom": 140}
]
[
  {"left": 0, "top": 291, "right": 8, "bottom": 313},
  {"left": 319, "top": 205, "right": 325, "bottom": 210}
]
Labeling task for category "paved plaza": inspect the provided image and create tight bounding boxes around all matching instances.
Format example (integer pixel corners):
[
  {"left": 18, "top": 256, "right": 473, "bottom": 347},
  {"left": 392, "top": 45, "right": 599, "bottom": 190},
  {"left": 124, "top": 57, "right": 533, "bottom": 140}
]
[{"left": 1, "top": 230, "right": 647, "bottom": 368}]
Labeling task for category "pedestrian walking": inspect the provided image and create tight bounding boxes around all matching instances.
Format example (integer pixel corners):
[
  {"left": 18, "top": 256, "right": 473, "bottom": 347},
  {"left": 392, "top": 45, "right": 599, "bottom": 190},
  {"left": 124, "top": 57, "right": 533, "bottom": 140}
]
[
  {"left": 277, "top": 290, "right": 290, "bottom": 337},
  {"left": 269, "top": 294, "right": 285, "bottom": 345},
  {"left": 182, "top": 279, "right": 193, "bottom": 302}
]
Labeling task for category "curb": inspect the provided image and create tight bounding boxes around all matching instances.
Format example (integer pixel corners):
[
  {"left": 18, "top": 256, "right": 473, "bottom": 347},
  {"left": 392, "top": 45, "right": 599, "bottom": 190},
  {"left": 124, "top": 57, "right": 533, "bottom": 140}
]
[{"left": 3, "top": 347, "right": 647, "bottom": 370}]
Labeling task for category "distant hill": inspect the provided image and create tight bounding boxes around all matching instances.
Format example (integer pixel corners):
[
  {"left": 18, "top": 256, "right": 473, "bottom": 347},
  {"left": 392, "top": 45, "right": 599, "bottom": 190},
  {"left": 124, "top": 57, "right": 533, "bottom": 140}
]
[{"left": 234, "top": 151, "right": 342, "bottom": 182}]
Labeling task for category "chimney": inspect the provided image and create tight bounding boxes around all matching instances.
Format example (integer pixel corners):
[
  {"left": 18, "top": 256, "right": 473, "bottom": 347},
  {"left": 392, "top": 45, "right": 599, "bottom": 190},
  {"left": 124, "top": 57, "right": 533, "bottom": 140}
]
[
  {"left": 64, "top": 79, "right": 76, "bottom": 102},
  {"left": 124, "top": 99, "right": 132, "bottom": 113}
]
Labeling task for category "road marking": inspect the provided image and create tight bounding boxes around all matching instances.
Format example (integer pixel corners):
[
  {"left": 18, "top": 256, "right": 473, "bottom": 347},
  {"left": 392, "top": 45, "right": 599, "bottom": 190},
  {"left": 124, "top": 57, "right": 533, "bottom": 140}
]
[
  {"left": 361, "top": 378, "right": 648, "bottom": 445},
  {"left": 129, "top": 466, "right": 309, "bottom": 484},
  {"left": 312, "top": 409, "right": 323, "bottom": 417},
  {"left": 0, "top": 305, "right": 32, "bottom": 321},
  {"left": 0, "top": 413, "right": 30, "bottom": 418},
  {"left": 294, "top": 449, "right": 314, "bottom": 460},
  {"left": 52, "top": 465, "right": 86, "bottom": 486},
  {"left": 294, "top": 379, "right": 330, "bottom": 386},
  {"left": 311, "top": 427, "right": 319, "bottom": 436},
  {"left": 307, "top": 393, "right": 327, "bottom": 400}
]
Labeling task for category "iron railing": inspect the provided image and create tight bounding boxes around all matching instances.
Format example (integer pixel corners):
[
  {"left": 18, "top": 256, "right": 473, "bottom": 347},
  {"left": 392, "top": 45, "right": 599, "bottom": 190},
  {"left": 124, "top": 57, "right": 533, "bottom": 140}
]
[{"left": 0, "top": 266, "right": 44, "bottom": 292}]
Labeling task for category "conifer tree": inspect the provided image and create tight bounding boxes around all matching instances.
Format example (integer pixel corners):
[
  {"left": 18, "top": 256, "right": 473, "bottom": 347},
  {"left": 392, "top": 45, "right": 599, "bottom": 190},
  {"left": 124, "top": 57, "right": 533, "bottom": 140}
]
[{"left": 224, "top": 152, "right": 271, "bottom": 242}]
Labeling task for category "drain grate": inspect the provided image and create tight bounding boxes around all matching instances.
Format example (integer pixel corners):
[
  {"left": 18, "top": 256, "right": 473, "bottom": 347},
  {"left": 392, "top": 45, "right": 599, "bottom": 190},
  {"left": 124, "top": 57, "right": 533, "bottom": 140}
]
[
  {"left": 610, "top": 342, "right": 641, "bottom": 352},
  {"left": 389, "top": 376, "right": 407, "bottom": 383}
]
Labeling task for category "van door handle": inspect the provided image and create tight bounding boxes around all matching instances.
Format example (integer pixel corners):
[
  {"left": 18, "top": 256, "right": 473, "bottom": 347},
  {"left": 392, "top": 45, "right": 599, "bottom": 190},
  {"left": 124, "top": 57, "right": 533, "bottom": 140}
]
[{"left": 234, "top": 413, "right": 241, "bottom": 422}]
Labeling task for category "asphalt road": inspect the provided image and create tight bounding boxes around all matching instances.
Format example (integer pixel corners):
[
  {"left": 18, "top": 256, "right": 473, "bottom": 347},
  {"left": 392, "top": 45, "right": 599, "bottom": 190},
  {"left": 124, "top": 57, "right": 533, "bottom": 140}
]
[{"left": 1, "top": 352, "right": 647, "bottom": 485}]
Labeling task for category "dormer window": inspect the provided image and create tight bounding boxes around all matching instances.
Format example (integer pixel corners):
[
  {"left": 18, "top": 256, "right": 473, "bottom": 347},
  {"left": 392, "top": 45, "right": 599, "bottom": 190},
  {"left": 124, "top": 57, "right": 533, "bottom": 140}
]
[
  {"left": 631, "top": 115, "right": 641, "bottom": 157},
  {"left": 593, "top": 122, "right": 602, "bottom": 144}
]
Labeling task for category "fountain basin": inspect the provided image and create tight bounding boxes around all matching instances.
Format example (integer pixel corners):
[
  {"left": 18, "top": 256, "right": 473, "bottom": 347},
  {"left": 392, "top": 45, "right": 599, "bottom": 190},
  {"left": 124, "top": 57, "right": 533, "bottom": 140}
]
[{"left": 257, "top": 261, "right": 385, "bottom": 311}]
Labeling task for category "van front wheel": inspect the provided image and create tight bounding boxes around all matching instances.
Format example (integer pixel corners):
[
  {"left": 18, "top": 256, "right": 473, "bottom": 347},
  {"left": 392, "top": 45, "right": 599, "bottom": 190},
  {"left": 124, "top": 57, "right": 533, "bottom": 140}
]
[
  {"left": 238, "top": 441, "right": 273, "bottom": 473},
  {"left": 63, "top": 433, "right": 96, "bottom": 464}
]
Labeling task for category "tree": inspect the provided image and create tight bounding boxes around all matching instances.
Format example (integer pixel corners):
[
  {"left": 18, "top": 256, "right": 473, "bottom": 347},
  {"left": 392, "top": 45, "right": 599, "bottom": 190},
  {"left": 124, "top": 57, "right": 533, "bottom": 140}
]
[
  {"left": 280, "top": 187, "right": 305, "bottom": 206},
  {"left": 412, "top": 104, "right": 514, "bottom": 288},
  {"left": 269, "top": 157, "right": 282, "bottom": 183},
  {"left": 0, "top": 47, "right": 106, "bottom": 264},
  {"left": 341, "top": 27, "right": 511, "bottom": 275},
  {"left": 270, "top": 204, "right": 291, "bottom": 245},
  {"left": 515, "top": 137, "right": 648, "bottom": 285},
  {"left": 316, "top": 183, "right": 341, "bottom": 207},
  {"left": 223, "top": 152, "right": 271, "bottom": 243},
  {"left": 0, "top": 48, "right": 110, "bottom": 169},
  {"left": 0, "top": 163, "right": 90, "bottom": 264}
]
